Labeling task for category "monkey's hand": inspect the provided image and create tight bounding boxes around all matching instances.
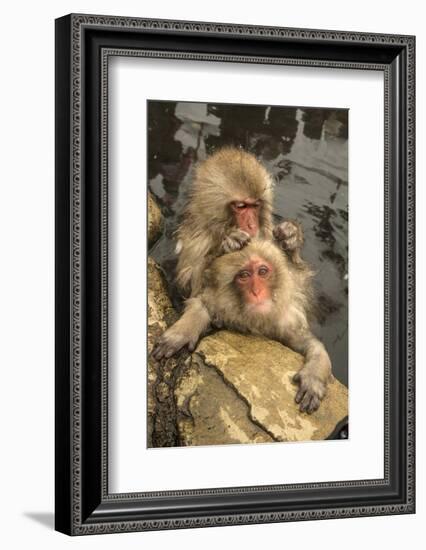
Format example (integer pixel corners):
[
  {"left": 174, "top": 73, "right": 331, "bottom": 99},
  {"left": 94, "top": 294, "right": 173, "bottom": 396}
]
[
  {"left": 221, "top": 229, "right": 251, "bottom": 253},
  {"left": 152, "top": 326, "right": 199, "bottom": 360},
  {"left": 293, "top": 367, "right": 327, "bottom": 414},
  {"left": 273, "top": 220, "right": 304, "bottom": 261}
]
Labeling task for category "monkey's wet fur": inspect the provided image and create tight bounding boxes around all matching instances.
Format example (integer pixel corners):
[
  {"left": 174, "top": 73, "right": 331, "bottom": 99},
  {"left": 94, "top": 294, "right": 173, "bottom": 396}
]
[
  {"left": 154, "top": 147, "right": 332, "bottom": 414},
  {"left": 175, "top": 147, "right": 275, "bottom": 297},
  {"left": 153, "top": 239, "right": 332, "bottom": 414}
]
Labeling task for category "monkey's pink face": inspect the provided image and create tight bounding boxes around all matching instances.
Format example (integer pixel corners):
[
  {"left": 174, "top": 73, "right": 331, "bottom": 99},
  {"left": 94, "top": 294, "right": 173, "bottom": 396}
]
[
  {"left": 235, "top": 257, "right": 273, "bottom": 313},
  {"left": 231, "top": 199, "right": 261, "bottom": 237}
]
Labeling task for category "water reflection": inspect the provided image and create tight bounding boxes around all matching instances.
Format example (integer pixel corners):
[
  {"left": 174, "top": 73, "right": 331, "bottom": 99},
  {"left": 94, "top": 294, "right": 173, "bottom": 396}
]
[{"left": 148, "top": 101, "right": 348, "bottom": 386}]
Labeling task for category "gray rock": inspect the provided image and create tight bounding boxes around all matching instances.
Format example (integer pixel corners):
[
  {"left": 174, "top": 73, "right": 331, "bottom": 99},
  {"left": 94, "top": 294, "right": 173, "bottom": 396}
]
[
  {"left": 148, "top": 192, "right": 163, "bottom": 248},
  {"left": 174, "top": 330, "right": 348, "bottom": 445},
  {"left": 147, "top": 257, "right": 179, "bottom": 447},
  {"left": 175, "top": 354, "right": 274, "bottom": 446}
]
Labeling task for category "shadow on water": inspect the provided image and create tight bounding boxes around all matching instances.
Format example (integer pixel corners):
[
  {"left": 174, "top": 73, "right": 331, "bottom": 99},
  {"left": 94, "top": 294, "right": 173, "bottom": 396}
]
[{"left": 148, "top": 101, "right": 349, "bottom": 387}]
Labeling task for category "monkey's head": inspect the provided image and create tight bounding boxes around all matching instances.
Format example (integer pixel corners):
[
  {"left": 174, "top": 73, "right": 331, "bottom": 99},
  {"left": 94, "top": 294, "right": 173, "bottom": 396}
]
[
  {"left": 205, "top": 239, "right": 289, "bottom": 317},
  {"left": 190, "top": 147, "right": 274, "bottom": 238}
]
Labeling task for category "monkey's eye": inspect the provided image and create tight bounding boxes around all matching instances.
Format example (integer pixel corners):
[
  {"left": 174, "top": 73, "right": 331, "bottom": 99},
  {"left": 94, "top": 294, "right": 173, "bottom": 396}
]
[
  {"left": 235, "top": 202, "right": 246, "bottom": 209},
  {"left": 258, "top": 266, "right": 269, "bottom": 277},
  {"left": 237, "top": 270, "right": 250, "bottom": 280}
]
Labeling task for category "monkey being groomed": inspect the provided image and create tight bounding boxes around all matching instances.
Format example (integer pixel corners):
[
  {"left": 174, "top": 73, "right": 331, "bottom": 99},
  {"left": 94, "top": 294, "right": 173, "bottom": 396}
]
[
  {"left": 175, "top": 146, "right": 305, "bottom": 297},
  {"left": 153, "top": 239, "right": 332, "bottom": 414}
]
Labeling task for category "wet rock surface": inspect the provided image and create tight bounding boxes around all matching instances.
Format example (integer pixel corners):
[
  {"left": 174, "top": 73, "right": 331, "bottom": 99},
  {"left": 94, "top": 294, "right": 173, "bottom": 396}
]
[
  {"left": 176, "top": 331, "right": 348, "bottom": 445},
  {"left": 147, "top": 257, "right": 181, "bottom": 447},
  {"left": 148, "top": 192, "right": 163, "bottom": 247},
  {"left": 175, "top": 354, "right": 274, "bottom": 446}
]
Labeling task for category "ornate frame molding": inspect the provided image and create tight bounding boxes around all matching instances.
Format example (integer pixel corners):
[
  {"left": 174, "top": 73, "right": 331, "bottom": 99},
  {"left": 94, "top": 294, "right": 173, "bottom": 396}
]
[{"left": 55, "top": 14, "right": 415, "bottom": 535}]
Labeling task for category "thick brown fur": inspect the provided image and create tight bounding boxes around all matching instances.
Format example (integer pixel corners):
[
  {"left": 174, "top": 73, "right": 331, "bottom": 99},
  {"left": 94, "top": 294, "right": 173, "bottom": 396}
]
[
  {"left": 202, "top": 239, "right": 314, "bottom": 337},
  {"left": 153, "top": 239, "right": 332, "bottom": 414},
  {"left": 175, "top": 147, "right": 274, "bottom": 296}
]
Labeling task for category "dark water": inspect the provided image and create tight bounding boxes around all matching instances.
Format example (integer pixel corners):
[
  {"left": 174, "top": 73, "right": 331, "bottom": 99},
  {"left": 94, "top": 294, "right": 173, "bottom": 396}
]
[{"left": 148, "top": 101, "right": 349, "bottom": 387}]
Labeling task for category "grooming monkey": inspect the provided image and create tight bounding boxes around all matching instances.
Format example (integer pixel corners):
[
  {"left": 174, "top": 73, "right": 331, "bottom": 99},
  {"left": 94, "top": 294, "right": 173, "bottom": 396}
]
[
  {"left": 175, "top": 147, "right": 304, "bottom": 297},
  {"left": 153, "top": 239, "right": 332, "bottom": 414}
]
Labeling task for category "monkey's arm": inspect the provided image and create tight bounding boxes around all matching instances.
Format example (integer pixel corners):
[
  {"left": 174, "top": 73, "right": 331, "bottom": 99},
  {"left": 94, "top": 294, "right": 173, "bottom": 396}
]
[
  {"left": 285, "top": 331, "right": 332, "bottom": 414},
  {"left": 273, "top": 220, "right": 304, "bottom": 266},
  {"left": 152, "top": 297, "right": 212, "bottom": 360}
]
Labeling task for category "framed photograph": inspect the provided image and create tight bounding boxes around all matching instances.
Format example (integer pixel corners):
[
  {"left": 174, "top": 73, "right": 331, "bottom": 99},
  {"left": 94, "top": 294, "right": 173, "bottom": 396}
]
[{"left": 55, "top": 14, "right": 415, "bottom": 535}]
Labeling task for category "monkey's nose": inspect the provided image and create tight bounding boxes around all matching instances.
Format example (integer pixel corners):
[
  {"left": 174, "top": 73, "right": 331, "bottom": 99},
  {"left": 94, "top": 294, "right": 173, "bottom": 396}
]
[{"left": 251, "top": 285, "right": 260, "bottom": 296}]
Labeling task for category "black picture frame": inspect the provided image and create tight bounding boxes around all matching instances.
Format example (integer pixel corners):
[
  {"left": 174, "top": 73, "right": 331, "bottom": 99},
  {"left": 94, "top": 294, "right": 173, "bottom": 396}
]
[{"left": 55, "top": 13, "right": 415, "bottom": 535}]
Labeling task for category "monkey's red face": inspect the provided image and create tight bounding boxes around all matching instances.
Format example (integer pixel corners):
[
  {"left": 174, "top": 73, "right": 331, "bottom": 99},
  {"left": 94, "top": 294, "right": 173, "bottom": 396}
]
[
  {"left": 235, "top": 257, "right": 273, "bottom": 313},
  {"left": 231, "top": 199, "right": 261, "bottom": 237}
]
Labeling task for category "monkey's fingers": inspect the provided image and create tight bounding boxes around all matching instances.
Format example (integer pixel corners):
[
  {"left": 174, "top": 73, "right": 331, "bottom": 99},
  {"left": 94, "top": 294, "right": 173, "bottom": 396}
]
[
  {"left": 151, "top": 342, "right": 167, "bottom": 360},
  {"left": 187, "top": 340, "right": 197, "bottom": 352},
  {"left": 306, "top": 395, "right": 320, "bottom": 414},
  {"left": 295, "top": 379, "right": 322, "bottom": 413},
  {"left": 299, "top": 392, "right": 320, "bottom": 414},
  {"left": 222, "top": 230, "right": 251, "bottom": 253},
  {"left": 151, "top": 338, "right": 180, "bottom": 360},
  {"left": 295, "top": 386, "right": 306, "bottom": 404},
  {"left": 299, "top": 391, "right": 313, "bottom": 412},
  {"left": 273, "top": 220, "right": 303, "bottom": 252},
  {"left": 152, "top": 332, "right": 198, "bottom": 360},
  {"left": 296, "top": 388, "right": 312, "bottom": 413},
  {"left": 151, "top": 345, "right": 176, "bottom": 360},
  {"left": 273, "top": 225, "right": 296, "bottom": 240}
]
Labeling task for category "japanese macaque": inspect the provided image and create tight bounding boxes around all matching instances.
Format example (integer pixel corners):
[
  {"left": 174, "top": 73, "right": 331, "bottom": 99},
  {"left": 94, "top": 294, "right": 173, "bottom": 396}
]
[
  {"left": 153, "top": 239, "right": 332, "bottom": 413},
  {"left": 175, "top": 147, "right": 304, "bottom": 297}
]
